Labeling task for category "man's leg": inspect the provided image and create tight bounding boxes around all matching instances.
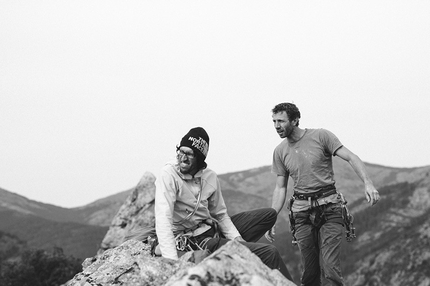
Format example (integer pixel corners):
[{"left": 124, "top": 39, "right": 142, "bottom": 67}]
[
  {"left": 230, "top": 208, "right": 277, "bottom": 242},
  {"left": 319, "top": 203, "right": 344, "bottom": 286},
  {"left": 294, "top": 212, "right": 321, "bottom": 286}
]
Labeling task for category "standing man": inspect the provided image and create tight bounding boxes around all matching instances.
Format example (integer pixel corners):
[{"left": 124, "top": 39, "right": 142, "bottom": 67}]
[
  {"left": 266, "top": 103, "right": 380, "bottom": 285},
  {"left": 155, "top": 127, "right": 292, "bottom": 280}
]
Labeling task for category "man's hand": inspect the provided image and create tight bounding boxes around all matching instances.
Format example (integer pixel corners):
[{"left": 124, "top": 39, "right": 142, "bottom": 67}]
[
  {"left": 265, "top": 227, "right": 276, "bottom": 243},
  {"left": 365, "top": 184, "right": 380, "bottom": 206}
]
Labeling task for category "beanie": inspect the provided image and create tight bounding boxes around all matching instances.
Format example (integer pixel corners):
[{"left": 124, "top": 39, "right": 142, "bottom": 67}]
[{"left": 179, "top": 127, "right": 209, "bottom": 159}]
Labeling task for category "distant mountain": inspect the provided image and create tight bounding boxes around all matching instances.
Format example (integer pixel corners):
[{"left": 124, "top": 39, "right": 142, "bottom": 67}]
[
  {"left": 71, "top": 188, "right": 133, "bottom": 226},
  {"left": 2, "top": 159, "right": 428, "bottom": 228},
  {"left": 0, "top": 187, "right": 83, "bottom": 223},
  {"left": 0, "top": 186, "right": 133, "bottom": 227},
  {"left": 0, "top": 188, "right": 109, "bottom": 260}
]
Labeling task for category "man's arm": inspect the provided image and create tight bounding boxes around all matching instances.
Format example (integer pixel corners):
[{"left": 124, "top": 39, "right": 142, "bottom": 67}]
[
  {"left": 271, "top": 175, "right": 289, "bottom": 213},
  {"left": 334, "top": 146, "right": 380, "bottom": 205},
  {"left": 265, "top": 174, "right": 289, "bottom": 242},
  {"left": 209, "top": 177, "right": 242, "bottom": 240},
  {"left": 155, "top": 170, "right": 180, "bottom": 260}
]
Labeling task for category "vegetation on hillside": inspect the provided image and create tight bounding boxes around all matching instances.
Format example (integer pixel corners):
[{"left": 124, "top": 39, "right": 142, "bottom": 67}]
[
  {"left": 0, "top": 210, "right": 108, "bottom": 260},
  {"left": 0, "top": 245, "right": 82, "bottom": 286},
  {"left": 0, "top": 231, "right": 27, "bottom": 263}
]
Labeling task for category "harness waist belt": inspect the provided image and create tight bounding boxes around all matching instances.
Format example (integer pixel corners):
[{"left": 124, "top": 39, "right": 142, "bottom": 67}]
[
  {"left": 180, "top": 219, "right": 217, "bottom": 237},
  {"left": 293, "top": 187, "right": 337, "bottom": 201}
]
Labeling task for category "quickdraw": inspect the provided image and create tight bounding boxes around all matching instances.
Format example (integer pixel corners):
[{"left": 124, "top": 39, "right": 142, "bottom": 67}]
[
  {"left": 175, "top": 233, "right": 209, "bottom": 252},
  {"left": 288, "top": 197, "right": 298, "bottom": 246},
  {"left": 175, "top": 234, "right": 191, "bottom": 251},
  {"left": 340, "top": 194, "right": 356, "bottom": 242}
]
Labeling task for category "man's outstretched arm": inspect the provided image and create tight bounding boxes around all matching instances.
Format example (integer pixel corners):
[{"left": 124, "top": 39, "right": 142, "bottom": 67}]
[{"left": 335, "top": 146, "right": 380, "bottom": 205}]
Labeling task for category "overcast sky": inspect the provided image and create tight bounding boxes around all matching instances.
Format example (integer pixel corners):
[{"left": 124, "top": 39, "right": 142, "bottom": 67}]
[{"left": 1, "top": 1, "right": 429, "bottom": 208}]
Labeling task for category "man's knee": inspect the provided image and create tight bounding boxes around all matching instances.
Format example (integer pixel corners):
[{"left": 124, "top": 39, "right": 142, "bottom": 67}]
[
  {"left": 266, "top": 207, "right": 277, "bottom": 219},
  {"left": 260, "top": 207, "right": 277, "bottom": 224},
  {"left": 253, "top": 243, "right": 281, "bottom": 260},
  {"left": 267, "top": 244, "right": 281, "bottom": 257}
]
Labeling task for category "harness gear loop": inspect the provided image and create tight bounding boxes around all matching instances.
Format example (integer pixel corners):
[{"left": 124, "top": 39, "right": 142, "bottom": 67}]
[{"left": 174, "top": 219, "right": 220, "bottom": 252}]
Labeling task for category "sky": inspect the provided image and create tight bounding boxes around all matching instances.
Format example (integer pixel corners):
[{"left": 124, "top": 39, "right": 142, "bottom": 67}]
[{"left": 1, "top": 1, "right": 429, "bottom": 208}]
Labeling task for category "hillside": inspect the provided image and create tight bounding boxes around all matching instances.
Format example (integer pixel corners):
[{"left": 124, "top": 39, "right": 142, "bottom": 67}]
[
  {"left": 0, "top": 210, "right": 107, "bottom": 260},
  {"left": 71, "top": 188, "right": 133, "bottom": 226},
  {"left": 341, "top": 179, "right": 430, "bottom": 284}
]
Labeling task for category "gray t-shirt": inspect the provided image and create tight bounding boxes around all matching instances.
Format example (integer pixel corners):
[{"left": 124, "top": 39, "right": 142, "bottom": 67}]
[{"left": 272, "top": 128, "right": 343, "bottom": 211}]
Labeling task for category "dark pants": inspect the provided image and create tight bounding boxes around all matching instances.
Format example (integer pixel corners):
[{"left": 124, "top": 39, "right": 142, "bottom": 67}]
[
  {"left": 294, "top": 203, "right": 344, "bottom": 286},
  {"left": 196, "top": 208, "right": 292, "bottom": 281}
]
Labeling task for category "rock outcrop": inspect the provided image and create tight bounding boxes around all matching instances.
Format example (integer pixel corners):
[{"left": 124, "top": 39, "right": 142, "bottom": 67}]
[
  {"left": 99, "top": 172, "right": 156, "bottom": 252},
  {"left": 67, "top": 239, "right": 295, "bottom": 286},
  {"left": 70, "top": 171, "right": 296, "bottom": 285}
]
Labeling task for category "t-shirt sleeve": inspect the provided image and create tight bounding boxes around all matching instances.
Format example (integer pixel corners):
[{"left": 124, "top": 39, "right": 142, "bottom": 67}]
[
  {"left": 271, "top": 144, "right": 289, "bottom": 176},
  {"left": 319, "top": 129, "right": 343, "bottom": 155}
]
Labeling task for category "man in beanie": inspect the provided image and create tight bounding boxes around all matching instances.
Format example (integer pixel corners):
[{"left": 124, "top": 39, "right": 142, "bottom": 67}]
[{"left": 155, "top": 127, "right": 292, "bottom": 280}]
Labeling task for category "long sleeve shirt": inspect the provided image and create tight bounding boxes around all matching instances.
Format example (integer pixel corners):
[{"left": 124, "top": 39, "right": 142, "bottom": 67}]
[{"left": 154, "top": 161, "right": 240, "bottom": 260}]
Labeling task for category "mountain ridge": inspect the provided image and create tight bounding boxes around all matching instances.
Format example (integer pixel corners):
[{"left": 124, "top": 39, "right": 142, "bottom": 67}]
[
  {"left": 2, "top": 160, "right": 430, "bottom": 228},
  {"left": 2, "top": 160, "right": 428, "bottom": 213}
]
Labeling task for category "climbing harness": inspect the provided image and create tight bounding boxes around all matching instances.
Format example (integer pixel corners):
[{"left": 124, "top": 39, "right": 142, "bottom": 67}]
[{"left": 289, "top": 186, "right": 356, "bottom": 245}]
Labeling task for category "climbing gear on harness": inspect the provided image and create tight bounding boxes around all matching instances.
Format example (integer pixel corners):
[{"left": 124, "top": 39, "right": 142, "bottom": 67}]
[
  {"left": 289, "top": 186, "right": 339, "bottom": 246},
  {"left": 175, "top": 233, "right": 194, "bottom": 251},
  {"left": 290, "top": 188, "right": 356, "bottom": 244},
  {"left": 288, "top": 197, "right": 298, "bottom": 246},
  {"left": 174, "top": 219, "right": 220, "bottom": 252},
  {"left": 340, "top": 193, "right": 356, "bottom": 242},
  {"left": 149, "top": 236, "right": 160, "bottom": 256}
]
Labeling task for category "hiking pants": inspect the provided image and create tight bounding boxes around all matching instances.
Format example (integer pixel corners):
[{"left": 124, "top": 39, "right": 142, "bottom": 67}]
[
  {"left": 294, "top": 202, "right": 344, "bottom": 286},
  {"left": 201, "top": 207, "right": 293, "bottom": 281}
]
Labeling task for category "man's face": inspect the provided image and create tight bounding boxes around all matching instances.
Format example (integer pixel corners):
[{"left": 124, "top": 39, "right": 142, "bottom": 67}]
[
  {"left": 272, "top": 111, "right": 295, "bottom": 138},
  {"left": 176, "top": 146, "right": 197, "bottom": 174}
]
